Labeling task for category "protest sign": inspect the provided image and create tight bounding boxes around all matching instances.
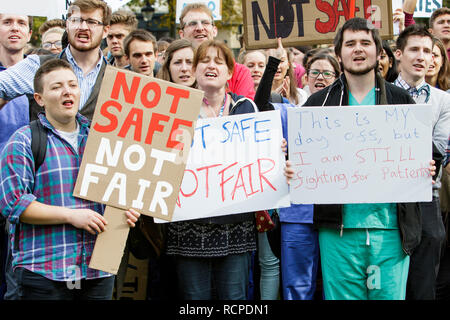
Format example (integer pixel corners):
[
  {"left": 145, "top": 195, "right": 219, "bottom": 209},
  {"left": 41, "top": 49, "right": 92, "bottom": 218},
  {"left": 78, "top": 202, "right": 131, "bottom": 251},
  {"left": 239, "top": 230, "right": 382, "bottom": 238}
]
[
  {"left": 287, "top": 105, "right": 432, "bottom": 204},
  {"left": 155, "top": 109, "right": 290, "bottom": 223},
  {"left": 176, "top": 0, "right": 222, "bottom": 23},
  {"left": 243, "top": 0, "right": 394, "bottom": 49},
  {"left": 413, "top": 0, "right": 442, "bottom": 18},
  {"left": 73, "top": 66, "right": 203, "bottom": 222}
]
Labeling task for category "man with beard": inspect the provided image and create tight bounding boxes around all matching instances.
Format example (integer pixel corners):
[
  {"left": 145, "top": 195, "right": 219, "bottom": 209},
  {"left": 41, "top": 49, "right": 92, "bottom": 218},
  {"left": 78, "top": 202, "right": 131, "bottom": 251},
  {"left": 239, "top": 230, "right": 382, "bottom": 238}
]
[
  {"left": 0, "top": 0, "right": 111, "bottom": 121},
  {"left": 303, "top": 18, "right": 421, "bottom": 300},
  {"left": 394, "top": 25, "right": 450, "bottom": 300}
]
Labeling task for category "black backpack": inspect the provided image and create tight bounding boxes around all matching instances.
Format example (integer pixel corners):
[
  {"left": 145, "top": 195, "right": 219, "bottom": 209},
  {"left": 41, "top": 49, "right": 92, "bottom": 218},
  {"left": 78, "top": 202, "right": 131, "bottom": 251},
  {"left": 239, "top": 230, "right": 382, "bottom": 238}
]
[{"left": 30, "top": 119, "right": 48, "bottom": 173}]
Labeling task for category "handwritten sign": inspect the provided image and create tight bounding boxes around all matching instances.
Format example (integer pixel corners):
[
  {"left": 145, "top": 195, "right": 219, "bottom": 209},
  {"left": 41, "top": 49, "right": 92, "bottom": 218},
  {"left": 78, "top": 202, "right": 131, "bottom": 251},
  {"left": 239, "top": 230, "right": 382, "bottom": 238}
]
[
  {"left": 73, "top": 66, "right": 203, "bottom": 221},
  {"left": 155, "top": 110, "right": 290, "bottom": 223},
  {"left": 0, "top": 0, "right": 131, "bottom": 19},
  {"left": 287, "top": 105, "right": 432, "bottom": 204},
  {"left": 242, "top": 0, "right": 394, "bottom": 49},
  {"left": 176, "top": 0, "right": 222, "bottom": 23}
]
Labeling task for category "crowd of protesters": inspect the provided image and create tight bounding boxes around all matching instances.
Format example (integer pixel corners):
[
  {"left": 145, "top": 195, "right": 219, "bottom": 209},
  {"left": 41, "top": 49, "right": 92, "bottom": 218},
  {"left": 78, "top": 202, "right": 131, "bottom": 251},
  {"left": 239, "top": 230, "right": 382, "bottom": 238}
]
[{"left": 0, "top": 0, "right": 449, "bottom": 301}]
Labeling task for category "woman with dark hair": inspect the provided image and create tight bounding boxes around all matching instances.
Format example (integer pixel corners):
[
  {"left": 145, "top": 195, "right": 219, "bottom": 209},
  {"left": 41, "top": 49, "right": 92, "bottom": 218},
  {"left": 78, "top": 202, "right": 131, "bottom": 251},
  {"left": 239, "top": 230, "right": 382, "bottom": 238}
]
[
  {"left": 426, "top": 38, "right": 450, "bottom": 92},
  {"left": 156, "top": 39, "right": 196, "bottom": 87},
  {"left": 379, "top": 41, "right": 398, "bottom": 83},
  {"left": 305, "top": 53, "right": 340, "bottom": 95}
]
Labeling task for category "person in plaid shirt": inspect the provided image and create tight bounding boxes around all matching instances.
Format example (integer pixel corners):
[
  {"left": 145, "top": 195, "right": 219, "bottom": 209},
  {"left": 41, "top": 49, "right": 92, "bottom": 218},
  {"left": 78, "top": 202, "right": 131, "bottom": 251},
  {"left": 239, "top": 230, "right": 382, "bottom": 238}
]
[{"left": 0, "top": 59, "right": 140, "bottom": 300}]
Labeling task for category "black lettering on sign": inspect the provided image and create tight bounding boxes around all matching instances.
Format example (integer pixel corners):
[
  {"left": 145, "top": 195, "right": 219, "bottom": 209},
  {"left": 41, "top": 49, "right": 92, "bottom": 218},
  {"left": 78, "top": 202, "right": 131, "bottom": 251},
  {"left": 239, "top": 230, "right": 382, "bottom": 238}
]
[{"left": 251, "top": 0, "right": 309, "bottom": 40}]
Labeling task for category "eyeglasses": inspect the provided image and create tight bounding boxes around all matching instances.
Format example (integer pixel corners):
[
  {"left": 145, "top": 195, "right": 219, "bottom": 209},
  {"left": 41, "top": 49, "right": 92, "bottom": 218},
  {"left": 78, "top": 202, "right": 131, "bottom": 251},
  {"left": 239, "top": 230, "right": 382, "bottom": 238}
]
[
  {"left": 308, "top": 69, "right": 336, "bottom": 79},
  {"left": 68, "top": 16, "right": 104, "bottom": 28},
  {"left": 42, "top": 40, "right": 62, "bottom": 50},
  {"left": 183, "top": 19, "right": 213, "bottom": 29}
]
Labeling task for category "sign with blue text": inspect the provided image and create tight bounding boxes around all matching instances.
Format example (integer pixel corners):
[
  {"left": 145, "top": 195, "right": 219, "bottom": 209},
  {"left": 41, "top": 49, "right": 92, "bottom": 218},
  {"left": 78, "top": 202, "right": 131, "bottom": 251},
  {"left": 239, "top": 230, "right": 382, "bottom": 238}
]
[
  {"left": 156, "top": 109, "right": 290, "bottom": 223},
  {"left": 287, "top": 105, "right": 432, "bottom": 204},
  {"left": 243, "top": 0, "right": 394, "bottom": 49}
]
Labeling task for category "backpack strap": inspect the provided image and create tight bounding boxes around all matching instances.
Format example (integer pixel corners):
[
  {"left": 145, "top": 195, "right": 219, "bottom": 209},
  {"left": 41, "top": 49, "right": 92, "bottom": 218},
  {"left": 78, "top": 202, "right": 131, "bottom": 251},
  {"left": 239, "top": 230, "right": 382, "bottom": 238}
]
[{"left": 30, "top": 120, "right": 48, "bottom": 173}]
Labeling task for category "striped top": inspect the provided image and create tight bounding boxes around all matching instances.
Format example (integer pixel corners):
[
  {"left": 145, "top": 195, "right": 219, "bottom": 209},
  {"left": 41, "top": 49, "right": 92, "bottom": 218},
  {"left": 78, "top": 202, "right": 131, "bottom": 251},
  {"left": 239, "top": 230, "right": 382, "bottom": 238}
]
[
  {"left": 0, "top": 113, "right": 110, "bottom": 281},
  {"left": 0, "top": 46, "right": 105, "bottom": 110}
]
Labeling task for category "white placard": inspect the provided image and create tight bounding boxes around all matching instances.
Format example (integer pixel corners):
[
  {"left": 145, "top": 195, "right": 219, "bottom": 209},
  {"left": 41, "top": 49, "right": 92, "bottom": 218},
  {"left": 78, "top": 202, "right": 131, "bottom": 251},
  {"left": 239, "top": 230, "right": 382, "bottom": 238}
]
[
  {"left": 175, "top": 0, "right": 222, "bottom": 23},
  {"left": 288, "top": 105, "right": 432, "bottom": 204},
  {"left": 0, "top": 0, "right": 131, "bottom": 19},
  {"left": 155, "top": 110, "right": 290, "bottom": 223}
]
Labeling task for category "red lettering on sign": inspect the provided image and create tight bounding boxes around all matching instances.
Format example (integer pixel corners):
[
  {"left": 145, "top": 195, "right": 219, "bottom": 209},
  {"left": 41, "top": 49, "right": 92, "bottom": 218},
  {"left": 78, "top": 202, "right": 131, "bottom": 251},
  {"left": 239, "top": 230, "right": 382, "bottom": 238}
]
[
  {"left": 93, "top": 100, "right": 122, "bottom": 133},
  {"left": 117, "top": 107, "right": 143, "bottom": 141},
  {"left": 180, "top": 169, "right": 198, "bottom": 197},
  {"left": 144, "top": 113, "right": 170, "bottom": 144},
  {"left": 197, "top": 164, "right": 222, "bottom": 198},
  {"left": 218, "top": 162, "right": 238, "bottom": 202},
  {"left": 258, "top": 158, "right": 276, "bottom": 192},
  {"left": 315, "top": 0, "right": 362, "bottom": 33},
  {"left": 141, "top": 82, "right": 161, "bottom": 109},
  {"left": 110, "top": 71, "right": 141, "bottom": 104},
  {"left": 166, "top": 86, "right": 190, "bottom": 114},
  {"left": 166, "top": 118, "right": 193, "bottom": 150},
  {"left": 231, "top": 166, "right": 248, "bottom": 200}
]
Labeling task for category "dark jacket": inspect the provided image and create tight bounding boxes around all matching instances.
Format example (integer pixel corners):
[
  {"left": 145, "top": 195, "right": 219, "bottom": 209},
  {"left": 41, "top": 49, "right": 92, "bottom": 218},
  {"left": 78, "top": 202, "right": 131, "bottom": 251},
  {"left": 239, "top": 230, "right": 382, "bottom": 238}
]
[
  {"left": 304, "top": 73, "right": 421, "bottom": 255},
  {"left": 191, "top": 92, "right": 259, "bottom": 225}
]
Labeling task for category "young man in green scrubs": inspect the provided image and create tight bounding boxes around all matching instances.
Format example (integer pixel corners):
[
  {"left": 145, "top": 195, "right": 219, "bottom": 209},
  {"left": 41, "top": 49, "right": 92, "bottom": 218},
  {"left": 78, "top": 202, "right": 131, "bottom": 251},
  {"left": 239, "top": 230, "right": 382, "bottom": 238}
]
[{"left": 303, "top": 17, "right": 423, "bottom": 300}]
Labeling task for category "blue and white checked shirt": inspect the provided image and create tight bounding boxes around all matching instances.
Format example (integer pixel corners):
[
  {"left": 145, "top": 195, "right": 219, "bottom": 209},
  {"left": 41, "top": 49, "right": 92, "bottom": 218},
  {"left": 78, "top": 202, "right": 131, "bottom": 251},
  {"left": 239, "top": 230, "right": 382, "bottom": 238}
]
[
  {"left": 0, "top": 113, "right": 110, "bottom": 282},
  {"left": 0, "top": 46, "right": 105, "bottom": 110}
]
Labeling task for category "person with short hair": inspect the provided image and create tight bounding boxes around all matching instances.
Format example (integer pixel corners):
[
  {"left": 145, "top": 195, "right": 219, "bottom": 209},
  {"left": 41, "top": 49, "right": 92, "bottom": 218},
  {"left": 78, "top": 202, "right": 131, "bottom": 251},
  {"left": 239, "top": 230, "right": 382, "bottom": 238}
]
[
  {"left": 38, "top": 18, "right": 65, "bottom": 36},
  {"left": 123, "top": 29, "right": 157, "bottom": 77},
  {"left": 0, "top": 59, "right": 140, "bottom": 300},
  {"left": 178, "top": 3, "right": 255, "bottom": 100},
  {"left": 304, "top": 17, "right": 431, "bottom": 300},
  {"left": 394, "top": 24, "right": 450, "bottom": 300},
  {"left": 106, "top": 10, "right": 137, "bottom": 68},
  {"left": 429, "top": 7, "right": 450, "bottom": 60}
]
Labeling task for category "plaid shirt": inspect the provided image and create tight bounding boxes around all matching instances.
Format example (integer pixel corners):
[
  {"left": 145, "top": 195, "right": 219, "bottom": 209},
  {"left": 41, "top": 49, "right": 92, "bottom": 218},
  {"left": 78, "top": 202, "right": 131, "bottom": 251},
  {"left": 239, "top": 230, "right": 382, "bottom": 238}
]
[
  {"left": 0, "top": 113, "right": 110, "bottom": 281},
  {"left": 394, "top": 74, "right": 430, "bottom": 104}
]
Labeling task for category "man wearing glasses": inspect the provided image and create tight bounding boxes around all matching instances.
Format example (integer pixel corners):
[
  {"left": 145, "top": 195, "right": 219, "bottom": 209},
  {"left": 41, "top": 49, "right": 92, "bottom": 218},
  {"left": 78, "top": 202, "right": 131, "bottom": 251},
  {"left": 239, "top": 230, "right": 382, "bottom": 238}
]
[
  {"left": 179, "top": 3, "right": 255, "bottom": 100},
  {"left": 0, "top": 0, "right": 111, "bottom": 121}
]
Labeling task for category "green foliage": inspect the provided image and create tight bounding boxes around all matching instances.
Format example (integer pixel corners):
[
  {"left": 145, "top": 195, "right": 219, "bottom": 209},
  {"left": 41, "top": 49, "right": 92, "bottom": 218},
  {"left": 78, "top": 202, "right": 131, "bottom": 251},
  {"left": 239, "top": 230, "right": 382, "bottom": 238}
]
[{"left": 30, "top": 16, "right": 47, "bottom": 47}]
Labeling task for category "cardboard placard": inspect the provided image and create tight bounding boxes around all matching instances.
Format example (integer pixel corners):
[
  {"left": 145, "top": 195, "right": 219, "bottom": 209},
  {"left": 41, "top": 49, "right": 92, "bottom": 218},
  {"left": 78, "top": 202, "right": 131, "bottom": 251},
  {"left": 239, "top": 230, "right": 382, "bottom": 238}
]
[
  {"left": 73, "top": 66, "right": 203, "bottom": 221},
  {"left": 155, "top": 109, "right": 290, "bottom": 223},
  {"left": 287, "top": 104, "right": 432, "bottom": 204},
  {"left": 88, "top": 206, "right": 130, "bottom": 275},
  {"left": 243, "top": 0, "right": 394, "bottom": 49}
]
